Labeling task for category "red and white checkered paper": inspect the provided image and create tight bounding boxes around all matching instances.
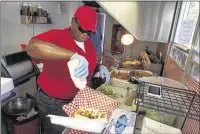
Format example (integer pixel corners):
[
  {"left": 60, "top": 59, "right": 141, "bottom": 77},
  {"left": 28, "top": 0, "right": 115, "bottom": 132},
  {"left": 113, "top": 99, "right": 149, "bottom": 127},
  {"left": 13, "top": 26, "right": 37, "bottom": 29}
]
[{"left": 62, "top": 86, "right": 121, "bottom": 134}]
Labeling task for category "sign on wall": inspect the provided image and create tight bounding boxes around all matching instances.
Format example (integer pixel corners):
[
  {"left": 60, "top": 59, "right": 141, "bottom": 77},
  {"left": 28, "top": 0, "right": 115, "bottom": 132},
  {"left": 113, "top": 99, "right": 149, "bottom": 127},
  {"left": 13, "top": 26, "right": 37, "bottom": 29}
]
[{"left": 169, "top": 45, "right": 188, "bottom": 70}]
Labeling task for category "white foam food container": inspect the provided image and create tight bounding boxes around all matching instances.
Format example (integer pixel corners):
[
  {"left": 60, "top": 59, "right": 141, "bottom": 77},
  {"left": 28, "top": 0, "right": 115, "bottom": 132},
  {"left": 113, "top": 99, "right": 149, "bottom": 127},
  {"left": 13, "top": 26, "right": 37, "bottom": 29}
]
[{"left": 67, "top": 59, "right": 87, "bottom": 90}]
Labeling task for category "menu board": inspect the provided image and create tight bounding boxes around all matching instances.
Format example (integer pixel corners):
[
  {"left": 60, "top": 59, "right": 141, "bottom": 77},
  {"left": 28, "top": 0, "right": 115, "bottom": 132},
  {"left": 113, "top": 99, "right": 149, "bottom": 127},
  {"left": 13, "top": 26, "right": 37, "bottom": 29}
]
[
  {"left": 178, "top": 20, "right": 195, "bottom": 44},
  {"left": 174, "top": 2, "right": 199, "bottom": 47}
]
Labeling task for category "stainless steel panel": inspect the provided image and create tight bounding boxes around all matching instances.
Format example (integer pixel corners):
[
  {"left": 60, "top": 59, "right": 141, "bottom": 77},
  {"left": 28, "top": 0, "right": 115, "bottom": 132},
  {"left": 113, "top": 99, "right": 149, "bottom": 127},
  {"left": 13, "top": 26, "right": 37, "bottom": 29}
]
[
  {"left": 136, "top": 2, "right": 176, "bottom": 43},
  {"left": 99, "top": 2, "right": 177, "bottom": 43},
  {"left": 4, "top": 61, "right": 33, "bottom": 80},
  {"left": 1, "top": 117, "right": 7, "bottom": 134}
]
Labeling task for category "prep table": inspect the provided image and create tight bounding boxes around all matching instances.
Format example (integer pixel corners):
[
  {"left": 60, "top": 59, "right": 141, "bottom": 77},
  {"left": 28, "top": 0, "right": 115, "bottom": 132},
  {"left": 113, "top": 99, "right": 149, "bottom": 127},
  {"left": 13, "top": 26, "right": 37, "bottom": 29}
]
[{"left": 61, "top": 76, "right": 188, "bottom": 134}]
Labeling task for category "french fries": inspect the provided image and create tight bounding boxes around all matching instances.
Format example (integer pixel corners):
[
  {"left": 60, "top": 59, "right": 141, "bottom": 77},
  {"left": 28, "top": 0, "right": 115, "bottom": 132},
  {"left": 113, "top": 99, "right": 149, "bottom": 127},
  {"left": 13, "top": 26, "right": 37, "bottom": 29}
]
[{"left": 122, "top": 60, "right": 141, "bottom": 65}]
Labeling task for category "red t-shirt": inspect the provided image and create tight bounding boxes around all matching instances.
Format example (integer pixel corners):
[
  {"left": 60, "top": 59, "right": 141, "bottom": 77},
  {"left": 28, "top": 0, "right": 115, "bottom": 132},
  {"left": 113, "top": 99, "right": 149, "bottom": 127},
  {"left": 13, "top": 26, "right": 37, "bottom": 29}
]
[{"left": 32, "top": 28, "right": 97, "bottom": 99}]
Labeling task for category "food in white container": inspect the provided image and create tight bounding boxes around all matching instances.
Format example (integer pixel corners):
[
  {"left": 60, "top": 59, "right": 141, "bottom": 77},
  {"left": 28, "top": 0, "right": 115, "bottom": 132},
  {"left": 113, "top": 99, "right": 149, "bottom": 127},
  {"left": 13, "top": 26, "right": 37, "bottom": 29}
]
[{"left": 47, "top": 114, "right": 107, "bottom": 133}]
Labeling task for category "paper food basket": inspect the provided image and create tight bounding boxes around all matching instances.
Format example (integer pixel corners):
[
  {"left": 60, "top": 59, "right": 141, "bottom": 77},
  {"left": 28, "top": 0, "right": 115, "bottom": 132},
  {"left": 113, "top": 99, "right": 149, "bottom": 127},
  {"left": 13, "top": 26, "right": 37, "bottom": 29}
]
[{"left": 48, "top": 86, "right": 120, "bottom": 134}]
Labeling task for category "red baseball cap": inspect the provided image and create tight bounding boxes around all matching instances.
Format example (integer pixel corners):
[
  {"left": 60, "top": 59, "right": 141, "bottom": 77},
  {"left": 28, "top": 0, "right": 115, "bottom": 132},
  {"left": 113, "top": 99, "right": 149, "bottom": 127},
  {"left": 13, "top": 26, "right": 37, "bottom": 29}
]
[{"left": 74, "top": 5, "right": 97, "bottom": 32}]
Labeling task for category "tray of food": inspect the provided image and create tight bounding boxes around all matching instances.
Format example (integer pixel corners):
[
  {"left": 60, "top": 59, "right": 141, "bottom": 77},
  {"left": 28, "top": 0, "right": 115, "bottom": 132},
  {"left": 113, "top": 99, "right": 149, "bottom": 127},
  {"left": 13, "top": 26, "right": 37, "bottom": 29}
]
[
  {"left": 60, "top": 86, "right": 120, "bottom": 133},
  {"left": 98, "top": 85, "right": 118, "bottom": 98},
  {"left": 110, "top": 69, "right": 136, "bottom": 89},
  {"left": 130, "top": 70, "right": 153, "bottom": 82},
  {"left": 121, "top": 58, "right": 143, "bottom": 70},
  {"left": 111, "top": 69, "right": 131, "bottom": 80},
  {"left": 48, "top": 108, "right": 108, "bottom": 133},
  {"left": 122, "top": 59, "right": 141, "bottom": 66}
]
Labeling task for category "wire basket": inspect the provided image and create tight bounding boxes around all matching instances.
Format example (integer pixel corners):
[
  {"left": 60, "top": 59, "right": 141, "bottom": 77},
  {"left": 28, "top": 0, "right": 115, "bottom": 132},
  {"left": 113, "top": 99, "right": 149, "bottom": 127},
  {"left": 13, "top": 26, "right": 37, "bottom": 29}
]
[{"left": 135, "top": 82, "right": 199, "bottom": 121}]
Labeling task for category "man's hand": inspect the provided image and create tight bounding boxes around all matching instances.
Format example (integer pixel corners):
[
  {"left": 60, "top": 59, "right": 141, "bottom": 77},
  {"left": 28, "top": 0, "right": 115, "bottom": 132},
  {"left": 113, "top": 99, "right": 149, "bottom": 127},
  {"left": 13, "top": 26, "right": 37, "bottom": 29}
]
[
  {"left": 71, "top": 53, "right": 89, "bottom": 80},
  {"left": 99, "top": 65, "right": 110, "bottom": 83}
]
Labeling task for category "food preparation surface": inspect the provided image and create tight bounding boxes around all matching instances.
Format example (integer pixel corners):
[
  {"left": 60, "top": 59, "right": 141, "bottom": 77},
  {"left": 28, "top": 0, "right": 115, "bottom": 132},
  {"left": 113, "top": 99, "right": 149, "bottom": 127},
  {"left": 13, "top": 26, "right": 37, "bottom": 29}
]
[
  {"left": 98, "top": 84, "right": 138, "bottom": 111},
  {"left": 63, "top": 81, "right": 190, "bottom": 134}
]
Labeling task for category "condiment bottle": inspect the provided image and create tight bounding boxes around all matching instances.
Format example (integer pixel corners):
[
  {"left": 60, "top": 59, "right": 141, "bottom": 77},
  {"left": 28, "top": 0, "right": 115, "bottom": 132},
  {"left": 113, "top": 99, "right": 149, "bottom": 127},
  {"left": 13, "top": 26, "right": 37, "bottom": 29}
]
[
  {"left": 28, "top": 3, "right": 34, "bottom": 16},
  {"left": 124, "top": 87, "right": 136, "bottom": 106},
  {"left": 37, "top": 4, "right": 43, "bottom": 17},
  {"left": 22, "top": 2, "right": 28, "bottom": 16}
]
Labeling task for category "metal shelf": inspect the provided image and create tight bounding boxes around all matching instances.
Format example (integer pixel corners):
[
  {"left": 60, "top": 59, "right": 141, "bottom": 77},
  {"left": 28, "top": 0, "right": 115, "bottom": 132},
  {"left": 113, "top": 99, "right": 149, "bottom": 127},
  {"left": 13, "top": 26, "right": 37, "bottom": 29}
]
[{"left": 135, "top": 82, "right": 199, "bottom": 121}]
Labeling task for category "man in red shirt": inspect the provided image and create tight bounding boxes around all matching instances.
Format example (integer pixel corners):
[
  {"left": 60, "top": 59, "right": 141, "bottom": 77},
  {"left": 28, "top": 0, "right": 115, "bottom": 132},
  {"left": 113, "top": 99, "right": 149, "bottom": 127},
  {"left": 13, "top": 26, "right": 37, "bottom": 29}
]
[{"left": 26, "top": 5, "right": 110, "bottom": 134}]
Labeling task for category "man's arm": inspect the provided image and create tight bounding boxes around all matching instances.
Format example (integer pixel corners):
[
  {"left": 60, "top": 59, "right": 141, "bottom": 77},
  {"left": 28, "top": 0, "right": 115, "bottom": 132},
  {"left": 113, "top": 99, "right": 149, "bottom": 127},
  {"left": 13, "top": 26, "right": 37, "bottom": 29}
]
[{"left": 26, "top": 39, "right": 75, "bottom": 60}]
